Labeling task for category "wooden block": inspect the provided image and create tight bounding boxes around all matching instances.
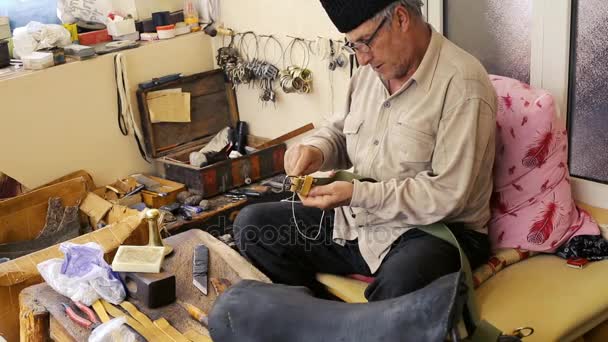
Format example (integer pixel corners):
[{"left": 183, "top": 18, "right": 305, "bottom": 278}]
[
  {"left": 111, "top": 246, "right": 165, "bottom": 273},
  {"left": 19, "top": 287, "right": 50, "bottom": 342}
]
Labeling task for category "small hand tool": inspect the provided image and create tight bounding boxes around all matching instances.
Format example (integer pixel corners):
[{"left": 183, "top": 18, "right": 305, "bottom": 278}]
[
  {"left": 193, "top": 244, "right": 209, "bottom": 295},
  {"left": 62, "top": 301, "right": 100, "bottom": 330},
  {"left": 178, "top": 300, "right": 209, "bottom": 326},
  {"left": 210, "top": 277, "right": 232, "bottom": 296}
]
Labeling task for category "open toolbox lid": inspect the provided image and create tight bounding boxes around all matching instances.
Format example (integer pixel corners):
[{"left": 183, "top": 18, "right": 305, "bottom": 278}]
[{"left": 137, "top": 69, "right": 239, "bottom": 159}]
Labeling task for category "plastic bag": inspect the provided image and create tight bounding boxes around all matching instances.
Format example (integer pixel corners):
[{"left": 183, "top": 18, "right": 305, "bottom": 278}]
[
  {"left": 57, "top": 0, "right": 113, "bottom": 24},
  {"left": 37, "top": 242, "right": 126, "bottom": 306},
  {"left": 198, "top": 0, "right": 219, "bottom": 23},
  {"left": 89, "top": 317, "right": 136, "bottom": 342},
  {"left": 12, "top": 21, "right": 71, "bottom": 58}
]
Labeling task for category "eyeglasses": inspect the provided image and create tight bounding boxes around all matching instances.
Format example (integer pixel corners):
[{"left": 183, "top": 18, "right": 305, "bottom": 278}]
[{"left": 343, "top": 17, "right": 388, "bottom": 55}]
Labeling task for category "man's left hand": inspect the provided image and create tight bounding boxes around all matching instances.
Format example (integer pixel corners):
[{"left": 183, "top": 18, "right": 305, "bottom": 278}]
[{"left": 300, "top": 181, "right": 353, "bottom": 210}]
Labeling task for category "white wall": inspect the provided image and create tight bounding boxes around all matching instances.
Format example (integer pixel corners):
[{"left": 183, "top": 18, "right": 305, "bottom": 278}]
[
  {"left": 211, "top": 0, "right": 352, "bottom": 139},
  {"left": 0, "top": 32, "right": 215, "bottom": 188}
]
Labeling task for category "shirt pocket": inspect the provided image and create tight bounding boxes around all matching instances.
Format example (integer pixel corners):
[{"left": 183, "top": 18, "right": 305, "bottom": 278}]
[
  {"left": 392, "top": 122, "right": 435, "bottom": 163},
  {"left": 343, "top": 115, "right": 364, "bottom": 164}
]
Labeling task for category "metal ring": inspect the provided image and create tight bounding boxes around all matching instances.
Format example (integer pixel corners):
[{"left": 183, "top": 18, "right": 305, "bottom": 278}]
[{"left": 513, "top": 327, "right": 534, "bottom": 338}]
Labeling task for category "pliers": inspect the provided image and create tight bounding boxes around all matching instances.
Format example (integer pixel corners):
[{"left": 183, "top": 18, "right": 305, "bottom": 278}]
[{"left": 62, "top": 301, "right": 100, "bottom": 330}]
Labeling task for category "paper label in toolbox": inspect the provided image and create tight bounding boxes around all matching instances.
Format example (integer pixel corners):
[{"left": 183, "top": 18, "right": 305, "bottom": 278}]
[
  {"left": 57, "top": 0, "right": 112, "bottom": 24},
  {"left": 147, "top": 88, "right": 192, "bottom": 124}
]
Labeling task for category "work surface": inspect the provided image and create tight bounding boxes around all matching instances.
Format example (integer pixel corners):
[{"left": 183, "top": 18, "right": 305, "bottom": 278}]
[{"left": 20, "top": 229, "right": 270, "bottom": 341}]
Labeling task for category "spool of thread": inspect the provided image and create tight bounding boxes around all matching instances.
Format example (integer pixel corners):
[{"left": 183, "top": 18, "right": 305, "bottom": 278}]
[
  {"left": 152, "top": 11, "right": 171, "bottom": 27},
  {"left": 157, "top": 24, "right": 176, "bottom": 39}
]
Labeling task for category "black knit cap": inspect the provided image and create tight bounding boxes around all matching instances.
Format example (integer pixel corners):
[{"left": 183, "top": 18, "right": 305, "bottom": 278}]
[{"left": 320, "top": 0, "right": 395, "bottom": 33}]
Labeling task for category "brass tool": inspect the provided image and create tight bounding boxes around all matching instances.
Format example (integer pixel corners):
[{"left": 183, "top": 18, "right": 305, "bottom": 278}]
[
  {"left": 111, "top": 209, "right": 170, "bottom": 273},
  {"left": 146, "top": 209, "right": 173, "bottom": 256}
]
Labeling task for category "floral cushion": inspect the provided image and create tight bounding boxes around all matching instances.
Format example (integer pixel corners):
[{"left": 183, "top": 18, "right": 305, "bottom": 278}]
[{"left": 488, "top": 75, "right": 599, "bottom": 252}]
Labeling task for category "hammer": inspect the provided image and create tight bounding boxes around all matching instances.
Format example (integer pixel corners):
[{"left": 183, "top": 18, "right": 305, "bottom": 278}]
[{"left": 120, "top": 271, "right": 176, "bottom": 308}]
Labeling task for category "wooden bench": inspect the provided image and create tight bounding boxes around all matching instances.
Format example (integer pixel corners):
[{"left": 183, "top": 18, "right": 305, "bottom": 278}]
[{"left": 19, "top": 229, "right": 269, "bottom": 341}]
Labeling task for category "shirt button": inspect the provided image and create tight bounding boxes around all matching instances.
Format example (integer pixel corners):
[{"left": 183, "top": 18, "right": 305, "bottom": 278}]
[
  {"left": 373, "top": 139, "right": 379, "bottom": 146},
  {"left": 383, "top": 101, "right": 391, "bottom": 108}
]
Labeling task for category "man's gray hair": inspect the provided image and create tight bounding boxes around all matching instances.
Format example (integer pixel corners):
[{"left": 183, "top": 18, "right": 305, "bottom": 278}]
[{"left": 374, "top": 0, "right": 425, "bottom": 20}]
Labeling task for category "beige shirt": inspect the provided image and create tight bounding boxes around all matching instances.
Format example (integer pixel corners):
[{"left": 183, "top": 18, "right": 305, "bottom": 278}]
[{"left": 303, "top": 28, "right": 497, "bottom": 273}]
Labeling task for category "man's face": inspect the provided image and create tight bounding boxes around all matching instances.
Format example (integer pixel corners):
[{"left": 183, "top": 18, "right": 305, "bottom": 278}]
[{"left": 346, "top": 8, "right": 414, "bottom": 81}]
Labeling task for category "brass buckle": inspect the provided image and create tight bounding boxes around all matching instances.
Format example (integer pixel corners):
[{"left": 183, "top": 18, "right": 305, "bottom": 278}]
[{"left": 285, "top": 175, "right": 315, "bottom": 197}]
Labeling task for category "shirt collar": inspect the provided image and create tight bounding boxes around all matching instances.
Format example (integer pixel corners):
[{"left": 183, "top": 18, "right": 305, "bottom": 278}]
[{"left": 411, "top": 25, "right": 443, "bottom": 92}]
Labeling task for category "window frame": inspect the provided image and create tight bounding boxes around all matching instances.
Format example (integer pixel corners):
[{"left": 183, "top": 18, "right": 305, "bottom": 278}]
[{"left": 426, "top": 0, "right": 608, "bottom": 207}]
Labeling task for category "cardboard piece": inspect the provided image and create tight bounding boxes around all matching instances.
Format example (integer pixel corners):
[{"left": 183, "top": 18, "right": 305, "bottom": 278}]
[
  {"left": 0, "top": 177, "right": 88, "bottom": 244},
  {"left": 0, "top": 196, "right": 146, "bottom": 342},
  {"left": 79, "top": 192, "right": 113, "bottom": 227}
]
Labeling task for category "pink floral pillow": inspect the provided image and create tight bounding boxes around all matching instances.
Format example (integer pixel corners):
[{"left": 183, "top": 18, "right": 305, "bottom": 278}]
[{"left": 488, "top": 76, "right": 599, "bottom": 252}]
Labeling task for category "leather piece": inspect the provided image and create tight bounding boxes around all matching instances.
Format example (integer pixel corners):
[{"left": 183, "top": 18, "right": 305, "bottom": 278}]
[{"left": 209, "top": 273, "right": 466, "bottom": 342}]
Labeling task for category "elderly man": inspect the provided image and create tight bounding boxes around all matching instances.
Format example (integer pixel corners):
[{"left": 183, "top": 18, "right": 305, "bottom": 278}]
[{"left": 234, "top": 0, "right": 496, "bottom": 301}]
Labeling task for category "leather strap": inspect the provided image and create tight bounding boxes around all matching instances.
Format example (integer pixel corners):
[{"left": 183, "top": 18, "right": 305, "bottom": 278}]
[
  {"left": 184, "top": 330, "right": 213, "bottom": 342},
  {"left": 154, "top": 318, "right": 191, "bottom": 342},
  {"left": 120, "top": 301, "right": 167, "bottom": 341},
  {"left": 92, "top": 300, "right": 110, "bottom": 323},
  {"left": 312, "top": 170, "right": 377, "bottom": 185},
  {"left": 99, "top": 300, "right": 158, "bottom": 341},
  {"left": 418, "top": 223, "right": 502, "bottom": 342},
  {"left": 289, "top": 170, "right": 376, "bottom": 196}
]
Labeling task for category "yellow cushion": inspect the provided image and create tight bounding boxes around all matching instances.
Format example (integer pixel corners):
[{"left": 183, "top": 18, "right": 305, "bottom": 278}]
[
  {"left": 317, "top": 203, "right": 608, "bottom": 341},
  {"left": 319, "top": 258, "right": 608, "bottom": 341},
  {"left": 478, "top": 255, "right": 608, "bottom": 341},
  {"left": 315, "top": 273, "right": 368, "bottom": 303}
]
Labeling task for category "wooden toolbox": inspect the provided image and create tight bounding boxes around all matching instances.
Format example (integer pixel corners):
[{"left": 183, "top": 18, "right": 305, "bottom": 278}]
[{"left": 137, "top": 69, "right": 286, "bottom": 198}]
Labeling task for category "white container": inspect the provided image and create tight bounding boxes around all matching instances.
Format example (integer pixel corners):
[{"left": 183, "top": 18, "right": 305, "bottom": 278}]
[
  {"left": 156, "top": 25, "right": 176, "bottom": 40},
  {"left": 140, "top": 33, "right": 159, "bottom": 41},
  {"left": 107, "top": 18, "right": 136, "bottom": 37},
  {"left": 174, "top": 22, "right": 190, "bottom": 36},
  {"left": 0, "top": 16, "right": 10, "bottom": 40},
  {"left": 114, "top": 31, "right": 140, "bottom": 41},
  {"left": 22, "top": 52, "right": 54, "bottom": 70}
]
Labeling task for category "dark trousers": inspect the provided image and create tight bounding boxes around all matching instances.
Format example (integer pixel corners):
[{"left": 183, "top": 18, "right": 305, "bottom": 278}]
[{"left": 233, "top": 202, "right": 490, "bottom": 301}]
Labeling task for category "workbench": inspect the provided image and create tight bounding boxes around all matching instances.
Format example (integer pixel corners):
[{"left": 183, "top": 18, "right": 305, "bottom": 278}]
[
  {"left": 164, "top": 178, "right": 287, "bottom": 236},
  {"left": 19, "top": 229, "right": 270, "bottom": 341}
]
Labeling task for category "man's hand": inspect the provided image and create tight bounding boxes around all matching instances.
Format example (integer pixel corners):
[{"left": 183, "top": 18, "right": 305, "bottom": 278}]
[
  {"left": 284, "top": 144, "right": 324, "bottom": 176},
  {"left": 300, "top": 181, "right": 353, "bottom": 210}
]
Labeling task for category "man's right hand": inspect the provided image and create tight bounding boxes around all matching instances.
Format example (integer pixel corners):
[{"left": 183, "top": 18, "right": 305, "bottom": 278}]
[{"left": 284, "top": 144, "right": 324, "bottom": 176}]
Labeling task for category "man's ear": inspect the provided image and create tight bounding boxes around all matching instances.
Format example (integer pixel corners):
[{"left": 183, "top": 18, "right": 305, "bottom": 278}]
[{"left": 394, "top": 5, "right": 411, "bottom": 32}]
